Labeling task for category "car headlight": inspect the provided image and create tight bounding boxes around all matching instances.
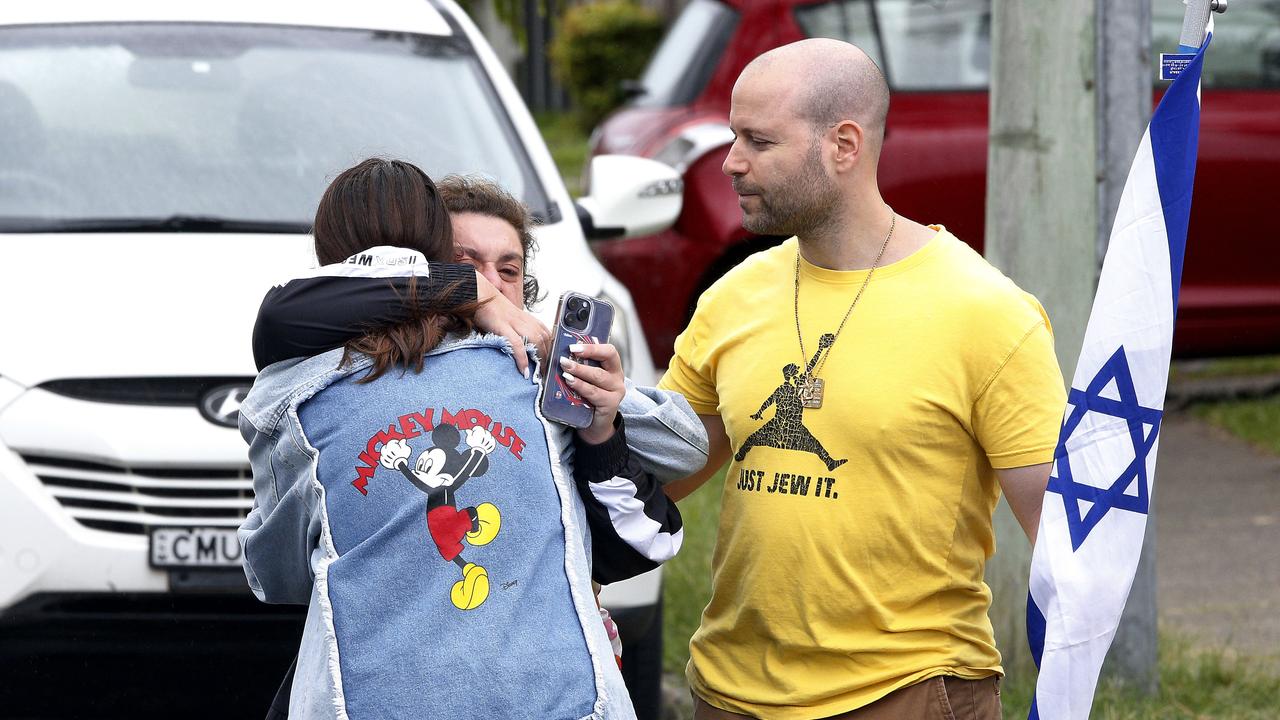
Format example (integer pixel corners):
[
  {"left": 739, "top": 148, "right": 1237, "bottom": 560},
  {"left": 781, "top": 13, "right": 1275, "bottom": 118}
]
[
  {"left": 0, "top": 374, "right": 27, "bottom": 413},
  {"left": 651, "top": 121, "right": 735, "bottom": 174}
]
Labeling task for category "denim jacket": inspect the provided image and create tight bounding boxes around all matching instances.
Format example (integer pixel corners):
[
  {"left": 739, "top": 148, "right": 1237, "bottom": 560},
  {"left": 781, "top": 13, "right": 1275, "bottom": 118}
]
[{"left": 238, "top": 335, "right": 706, "bottom": 719}]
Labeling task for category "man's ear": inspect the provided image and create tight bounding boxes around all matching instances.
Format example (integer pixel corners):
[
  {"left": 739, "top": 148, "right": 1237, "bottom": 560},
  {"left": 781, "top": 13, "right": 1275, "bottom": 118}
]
[{"left": 831, "top": 120, "right": 865, "bottom": 173}]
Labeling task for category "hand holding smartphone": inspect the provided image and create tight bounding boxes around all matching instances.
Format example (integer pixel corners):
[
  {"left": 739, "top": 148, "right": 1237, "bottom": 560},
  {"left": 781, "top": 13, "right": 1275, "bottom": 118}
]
[{"left": 539, "top": 292, "right": 614, "bottom": 428}]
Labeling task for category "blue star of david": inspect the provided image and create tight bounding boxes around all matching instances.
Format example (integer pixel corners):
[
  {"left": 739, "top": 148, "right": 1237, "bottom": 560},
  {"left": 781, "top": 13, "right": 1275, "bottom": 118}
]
[{"left": 1048, "top": 346, "right": 1163, "bottom": 551}]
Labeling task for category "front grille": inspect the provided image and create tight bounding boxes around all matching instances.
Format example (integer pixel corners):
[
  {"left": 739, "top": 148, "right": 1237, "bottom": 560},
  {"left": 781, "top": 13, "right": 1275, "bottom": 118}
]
[
  {"left": 21, "top": 454, "right": 254, "bottom": 535},
  {"left": 38, "top": 377, "right": 254, "bottom": 407}
]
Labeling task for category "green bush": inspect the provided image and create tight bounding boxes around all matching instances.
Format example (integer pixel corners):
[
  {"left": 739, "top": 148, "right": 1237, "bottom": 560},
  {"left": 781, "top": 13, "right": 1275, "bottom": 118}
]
[{"left": 549, "top": 0, "right": 665, "bottom": 131}]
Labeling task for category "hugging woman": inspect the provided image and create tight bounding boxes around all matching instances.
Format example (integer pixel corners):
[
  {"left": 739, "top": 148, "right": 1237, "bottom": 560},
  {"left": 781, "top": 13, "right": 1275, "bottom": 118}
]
[{"left": 237, "top": 159, "right": 706, "bottom": 719}]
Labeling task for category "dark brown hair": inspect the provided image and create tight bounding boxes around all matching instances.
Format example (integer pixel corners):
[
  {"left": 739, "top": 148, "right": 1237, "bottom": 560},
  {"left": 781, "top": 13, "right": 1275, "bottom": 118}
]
[
  {"left": 438, "top": 175, "right": 542, "bottom": 308},
  {"left": 314, "top": 158, "right": 479, "bottom": 381}
]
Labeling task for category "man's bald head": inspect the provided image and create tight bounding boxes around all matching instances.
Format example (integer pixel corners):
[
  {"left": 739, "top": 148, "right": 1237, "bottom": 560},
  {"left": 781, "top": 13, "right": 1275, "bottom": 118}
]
[{"left": 741, "top": 39, "right": 890, "bottom": 148}]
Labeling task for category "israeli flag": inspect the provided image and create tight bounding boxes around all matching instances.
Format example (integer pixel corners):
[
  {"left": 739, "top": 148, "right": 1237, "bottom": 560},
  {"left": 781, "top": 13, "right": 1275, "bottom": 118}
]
[{"left": 1024, "top": 25, "right": 1212, "bottom": 720}]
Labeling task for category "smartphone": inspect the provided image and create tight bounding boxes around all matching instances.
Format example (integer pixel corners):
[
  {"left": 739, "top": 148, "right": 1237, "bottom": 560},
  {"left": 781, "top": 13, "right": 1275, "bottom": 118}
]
[{"left": 539, "top": 291, "right": 614, "bottom": 428}]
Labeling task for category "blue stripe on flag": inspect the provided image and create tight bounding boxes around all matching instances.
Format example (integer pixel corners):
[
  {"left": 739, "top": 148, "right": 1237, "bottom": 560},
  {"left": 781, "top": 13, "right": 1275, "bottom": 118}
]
[
  {"left": 1150, "top": 33, "right": 1210, "bottom": 310},
  {"left": 1027, "top": 591, "right": 1047, "bottom": 669}
]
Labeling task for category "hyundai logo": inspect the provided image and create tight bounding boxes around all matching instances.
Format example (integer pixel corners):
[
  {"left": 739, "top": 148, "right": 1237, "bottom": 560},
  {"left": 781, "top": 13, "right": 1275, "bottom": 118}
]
[{"left": 199, "top": 384, "right": 250, "bottom": 428}]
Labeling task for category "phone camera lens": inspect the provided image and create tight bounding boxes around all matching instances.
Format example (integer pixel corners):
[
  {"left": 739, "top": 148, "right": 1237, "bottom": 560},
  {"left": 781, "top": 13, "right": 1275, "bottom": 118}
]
[{"left": 576, "top": 307, "right": 590, "bottom": 322}]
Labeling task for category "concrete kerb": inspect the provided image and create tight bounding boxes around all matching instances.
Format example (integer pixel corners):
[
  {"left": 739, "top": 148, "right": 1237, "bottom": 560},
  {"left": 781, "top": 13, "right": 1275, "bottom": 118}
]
[{"left": 1165, "top": 370, "right": 1280, "bottom": 410}]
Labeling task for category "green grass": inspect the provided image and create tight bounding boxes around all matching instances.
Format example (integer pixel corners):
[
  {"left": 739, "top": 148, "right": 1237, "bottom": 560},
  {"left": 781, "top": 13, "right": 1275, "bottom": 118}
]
[
  {"left": 662, "top": 464, "right": 725, "bottom": 675},
  {"left": 534, "top": 111, "right": 591, "bottom": 198},
  {"left": 1193, "top": 397, "right": 1280, "bottom": 455},
  {"left": 1176, "top": 354, "right": 1280, "bottom": 454},
  {"left": 1001, "top": 635, "right": 1280, "bottom": 719},
  {"left": 660, "top": 469, "right": 1280, "bottom": 718}
]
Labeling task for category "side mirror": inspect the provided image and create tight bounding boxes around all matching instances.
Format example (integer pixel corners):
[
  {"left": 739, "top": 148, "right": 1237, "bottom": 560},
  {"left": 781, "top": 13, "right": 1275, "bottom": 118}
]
[
  {"left": 619, "top": 78, "right": 647, "bottom": 101},
  {"left": 575, "top": 155, "right": 683, "bottom": 241}
]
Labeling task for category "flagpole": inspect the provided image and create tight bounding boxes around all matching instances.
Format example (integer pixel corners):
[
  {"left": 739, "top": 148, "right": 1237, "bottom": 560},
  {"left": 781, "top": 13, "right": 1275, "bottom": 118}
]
[{"left": 1179, "top": 0, "right": 1226, "bottom": 53}]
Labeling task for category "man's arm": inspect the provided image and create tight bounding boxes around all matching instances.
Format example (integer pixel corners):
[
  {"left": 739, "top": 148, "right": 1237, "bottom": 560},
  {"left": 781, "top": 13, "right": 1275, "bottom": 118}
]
[
  {"left": 750, "top": 392, "right": 776, "bottom": 420},
  {"left": 664, "top": 414, "right": 731, "bottom": 502},
  {"left": 996, "top": 462, "right": 1052, "bottom": 546}
]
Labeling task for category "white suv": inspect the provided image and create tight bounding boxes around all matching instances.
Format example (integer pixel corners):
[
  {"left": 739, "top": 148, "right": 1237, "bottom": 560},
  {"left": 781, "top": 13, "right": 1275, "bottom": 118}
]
[{"left": 0, "top": 1, "right": 680, "bottom": 716}]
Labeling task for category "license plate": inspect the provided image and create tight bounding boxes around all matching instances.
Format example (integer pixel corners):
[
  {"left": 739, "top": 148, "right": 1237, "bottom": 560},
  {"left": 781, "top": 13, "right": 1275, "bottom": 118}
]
[{"left": 149, "top": 527, "right": 243, "bottom": 568}]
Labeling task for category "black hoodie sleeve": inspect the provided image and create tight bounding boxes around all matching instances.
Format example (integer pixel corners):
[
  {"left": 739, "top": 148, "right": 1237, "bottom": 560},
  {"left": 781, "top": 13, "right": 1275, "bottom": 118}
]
[{"left": 252, "top": 264, "right": 477, "bottom": 370}]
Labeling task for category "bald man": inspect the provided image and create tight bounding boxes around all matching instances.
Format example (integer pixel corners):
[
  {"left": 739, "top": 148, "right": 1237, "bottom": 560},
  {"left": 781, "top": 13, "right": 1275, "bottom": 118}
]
[{"left": 658, "top": 39, "right": 1066, "bottom": 719}]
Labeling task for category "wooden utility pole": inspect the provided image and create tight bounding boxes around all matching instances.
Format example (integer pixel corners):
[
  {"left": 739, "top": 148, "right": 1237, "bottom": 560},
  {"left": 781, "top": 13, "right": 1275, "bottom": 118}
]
[
  {"left": 1096, "top": 1, "right": 1156, "bottom": 694},
  {"left": 984, "top": 0, "right": 1155, "bottom": 691}
]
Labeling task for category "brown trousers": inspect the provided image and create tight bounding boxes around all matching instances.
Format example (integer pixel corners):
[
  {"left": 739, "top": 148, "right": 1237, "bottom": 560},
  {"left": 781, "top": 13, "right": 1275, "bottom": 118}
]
[{"left": 692, "top": 675, "right": 1001, "bottom": 720}]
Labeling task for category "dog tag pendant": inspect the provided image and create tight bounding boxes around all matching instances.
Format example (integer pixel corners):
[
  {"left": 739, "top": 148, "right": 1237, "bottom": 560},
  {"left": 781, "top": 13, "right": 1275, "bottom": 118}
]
[{"left": 798, "top": 378, "right": 825, "bottom": 409}]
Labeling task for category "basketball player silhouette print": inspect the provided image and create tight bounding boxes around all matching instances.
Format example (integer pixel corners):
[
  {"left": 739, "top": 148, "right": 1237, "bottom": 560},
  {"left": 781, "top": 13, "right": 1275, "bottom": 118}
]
[{"left": 734, "top": 333, "right": 848, "bottom": 472}]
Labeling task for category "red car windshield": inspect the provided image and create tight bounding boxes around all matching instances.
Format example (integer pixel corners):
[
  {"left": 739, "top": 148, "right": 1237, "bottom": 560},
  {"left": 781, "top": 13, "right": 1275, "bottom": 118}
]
[{"left": 631, "top": 0, "right": 738, "bottom": 108}]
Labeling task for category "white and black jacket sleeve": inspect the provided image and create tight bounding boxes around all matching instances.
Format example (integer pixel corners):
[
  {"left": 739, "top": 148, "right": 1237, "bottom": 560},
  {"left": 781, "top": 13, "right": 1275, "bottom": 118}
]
[{"left": 570, "top": 415, "right": 685, "bottom": 585}]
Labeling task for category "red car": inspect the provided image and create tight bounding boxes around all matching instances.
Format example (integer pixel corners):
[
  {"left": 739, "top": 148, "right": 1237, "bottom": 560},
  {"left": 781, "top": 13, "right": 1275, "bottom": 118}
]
[{"left": 589, "top": 0, "right": 1280, "bottom": 366}]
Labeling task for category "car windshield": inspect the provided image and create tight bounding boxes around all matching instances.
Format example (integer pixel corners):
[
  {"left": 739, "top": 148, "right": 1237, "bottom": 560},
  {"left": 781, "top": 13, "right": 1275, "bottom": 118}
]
[
  {"left": 795, "top": 0, "right": 990, "bottom": 91},
  {"left": 0, "top": 23, "right": 549, "bottom": 231},
  {"left": 632, "top": 0, "right": 737, "bottom": 107}
]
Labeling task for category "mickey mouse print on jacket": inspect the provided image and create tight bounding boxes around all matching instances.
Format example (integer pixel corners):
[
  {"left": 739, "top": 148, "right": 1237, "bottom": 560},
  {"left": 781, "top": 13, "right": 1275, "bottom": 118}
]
[
  {"left": 378, "top": 423, "right": 502, "bottom": 609},
  {"left": 340, "top": 400, "right": 535, "bottom": 613}
]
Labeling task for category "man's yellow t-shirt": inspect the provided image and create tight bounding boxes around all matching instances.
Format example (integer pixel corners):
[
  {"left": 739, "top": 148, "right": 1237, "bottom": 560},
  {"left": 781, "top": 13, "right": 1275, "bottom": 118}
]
[{"left": 660, "top": 230, "right": 1066, "bottom": 718}]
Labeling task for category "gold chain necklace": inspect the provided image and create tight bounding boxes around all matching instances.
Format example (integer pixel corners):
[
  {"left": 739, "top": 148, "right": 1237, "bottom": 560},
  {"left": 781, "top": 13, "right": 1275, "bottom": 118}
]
[{"left": 793, "top": 210, "right": 896, "bottom": 409}]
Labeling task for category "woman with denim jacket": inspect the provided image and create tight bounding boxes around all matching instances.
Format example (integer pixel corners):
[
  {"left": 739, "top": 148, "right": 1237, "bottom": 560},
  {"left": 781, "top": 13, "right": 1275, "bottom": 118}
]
[{"left": 238, "top": 159, "right": 705, "bottom": 719}]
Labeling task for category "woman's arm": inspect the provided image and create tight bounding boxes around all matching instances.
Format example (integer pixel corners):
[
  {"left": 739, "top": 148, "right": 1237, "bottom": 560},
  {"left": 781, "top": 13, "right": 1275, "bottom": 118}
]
[
  {"left": 561, "top": 343, "right": 707, "bottom": 584},
  {"left": 253, "top": 262, "right": 476, "bottom": 370},
  {"left": 253, "top": 262, "right": 549, "bottom": 375},
  {"left": 571, "top": 415, "right": 685, "bottom": 585},
  {"left": 617, "top": 381, "right": 710, "bottom": 482},
  {"left": 237, "top": 411, "right": 321, "bottom": 605}
]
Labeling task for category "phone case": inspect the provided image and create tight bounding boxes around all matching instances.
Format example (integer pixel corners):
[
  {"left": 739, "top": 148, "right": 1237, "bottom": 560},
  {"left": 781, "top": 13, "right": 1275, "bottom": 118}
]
[{"left": 539, "top": 292, "right": 614, "bottom": 428}]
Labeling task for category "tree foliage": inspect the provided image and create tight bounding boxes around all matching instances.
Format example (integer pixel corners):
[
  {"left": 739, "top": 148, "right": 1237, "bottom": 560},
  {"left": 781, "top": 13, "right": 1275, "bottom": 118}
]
[{"left": 549, "top": 1, "right": 665, "bottom": 131}]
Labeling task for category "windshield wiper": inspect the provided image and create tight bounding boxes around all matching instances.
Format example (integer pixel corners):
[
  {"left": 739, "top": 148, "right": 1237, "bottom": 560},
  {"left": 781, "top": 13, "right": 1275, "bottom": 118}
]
[{"left": 0, "top": 215, "right": 312, "bottom": 234}]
